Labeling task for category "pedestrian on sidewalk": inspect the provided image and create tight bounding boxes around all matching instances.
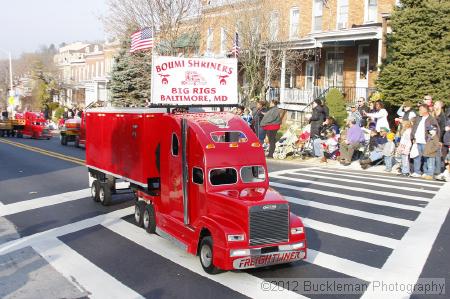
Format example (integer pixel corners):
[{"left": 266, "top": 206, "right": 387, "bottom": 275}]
[
  {"left": 383, "top": 132, "right": 396, "bottom": 172},
  {"left": 364, "top": 100, "right": 390, "bottom": 132},
  {"left": 339, "top": 118, "right": 365, "bottom": 166},
  {"left": 357, "top": 97, "right": 369, "bottom": 127},
  {"left": 422, "top": 126, "right": 440, "bottom": 180},
  {"left": 360, "top": 127, "right": 389, "bottom": 169},
  {"left": 436, "top": 120, "right": 450, "bottom": 181},
  {"left": 432, "top": 101, "right": 446, "bottom": 174},
  {"left": 251, "top": 100, "right": 267, "bottom": 143},
  {"left": 396, "top": 120, "right": 413, "bottom": 176},
  {"left": 260, "top": 100, "right": 281, "bottom": 158},
  {"left": 411, "top": 104, "right": 440, "bottom": 178}
]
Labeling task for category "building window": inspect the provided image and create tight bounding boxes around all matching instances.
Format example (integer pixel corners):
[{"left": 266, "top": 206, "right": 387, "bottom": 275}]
[
  {"left": 289, "top": 8, "right": 299, "bottom": 39},
  {"left": 220, "top": 27, "right": 227, "bottom": 55},
  {"left": 206, "top": 27, "right": 214, "bottom": 53},
  {"left": 269, "top": 11, "right": 279, "bottom": 41},
  {"left": 337, "top": 0, "right": 349, "bottom": 29},
  {"left": 365, "top": 0, "right": 378, "bottom": 23},
  {"left": 305, "top": 62, "right": 315, "bottom": 89},
  {"left": 313, "top": 0, "right": 323, "bottom": 32}
]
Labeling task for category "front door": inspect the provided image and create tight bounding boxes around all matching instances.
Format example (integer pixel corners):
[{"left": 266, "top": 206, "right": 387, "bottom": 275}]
[
  {"left": 356, "top": 55, "right": 369, "bottom": 89},
  {"left": 325, "top": 52, "right": 344, "bottom": 87},
  {"left": 305, "top": 62, "right": 315, "bottom": 90}
]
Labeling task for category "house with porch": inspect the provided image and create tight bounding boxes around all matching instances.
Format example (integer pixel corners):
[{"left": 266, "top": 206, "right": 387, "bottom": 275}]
[{"left": 200, "top": 0, "right": 397, "bottom": 121}]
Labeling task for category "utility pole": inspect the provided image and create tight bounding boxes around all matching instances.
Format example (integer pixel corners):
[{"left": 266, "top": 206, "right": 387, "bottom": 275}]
[{"left": 8, "top": 51, "right": 13, "bottom": 97}]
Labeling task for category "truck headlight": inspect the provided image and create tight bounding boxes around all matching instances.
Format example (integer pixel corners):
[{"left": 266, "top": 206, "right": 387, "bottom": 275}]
[
  {"left": 227, "top": 234, "right": 245, "bottom": 242},
  {"left": 291, "top": 242, "right": 305, "bottom": 250},
  {"left": 230, "top": 249, "right": 250, "bottom": 257},
  {"left": 291, "top": 227, "right": 304, "bottom": 235}
]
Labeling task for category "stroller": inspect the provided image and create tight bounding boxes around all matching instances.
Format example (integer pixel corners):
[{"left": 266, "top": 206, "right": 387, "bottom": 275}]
[{"left": 273, "top": 124, "right": 300, "bottom": 160}]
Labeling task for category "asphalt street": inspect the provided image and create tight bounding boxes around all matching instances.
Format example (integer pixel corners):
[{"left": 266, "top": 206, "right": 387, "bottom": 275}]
[{"left": 0, "top": 135, "right": 449, "bottom": 299}]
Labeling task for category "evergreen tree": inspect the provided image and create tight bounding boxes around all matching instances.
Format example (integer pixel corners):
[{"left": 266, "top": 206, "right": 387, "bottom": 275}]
[
  {"left": 376, "top": 0, "right": 450, "bottom": 106},
  {"left": 110, "top": 39, "right": 152, "bottom": 107},
  {"left": 325, "top": 88, "right": 347, "bottom": 127}
]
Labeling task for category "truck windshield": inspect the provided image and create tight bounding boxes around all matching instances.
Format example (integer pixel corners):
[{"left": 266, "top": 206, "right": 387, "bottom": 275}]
[
  {"left": 241, "top": 166, "right": 266, "bottom": 183},
  {"left": 211, "top": 131, "right": 247, "bottom": 143},
  {"left": 209, "top": 168, "right": 238, "bottom": 185}
]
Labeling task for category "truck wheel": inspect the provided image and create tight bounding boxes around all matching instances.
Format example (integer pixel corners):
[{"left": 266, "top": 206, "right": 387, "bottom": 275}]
[
  {"left": 134, "top": 201, "right": 146, "bottom": 227},
  {"left": 199, "top": 236, "right": 221, "bottom": 274},
  {"left": 60, "top": 135, "right": 67, "bottom": 145},
  {"left": 74, "top": 136, "right": 80, "bottom": 148},
  {"left": 99, "top": 183, "right": 112, "bottom": 206},
  {"left": 143, "top": 204, "right": 156, "bottom": 233},
  {"left": 91, "top": 180, "right": 100, "bottom": 202}
]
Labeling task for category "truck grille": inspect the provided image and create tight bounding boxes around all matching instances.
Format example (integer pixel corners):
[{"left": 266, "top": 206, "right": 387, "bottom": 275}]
[{"left": 249, "top": 204, "right": 289, "bottom": 246}]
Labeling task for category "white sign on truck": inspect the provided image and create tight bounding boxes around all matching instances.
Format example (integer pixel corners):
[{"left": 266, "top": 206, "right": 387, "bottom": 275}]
[{"left": 151, "top": 56, "right": 238, "bottom": 106}]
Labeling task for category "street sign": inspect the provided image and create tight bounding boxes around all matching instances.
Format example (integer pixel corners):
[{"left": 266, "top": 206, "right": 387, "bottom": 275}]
[{"left": 151, "top": 56, "right": 238, "bottom": 106}]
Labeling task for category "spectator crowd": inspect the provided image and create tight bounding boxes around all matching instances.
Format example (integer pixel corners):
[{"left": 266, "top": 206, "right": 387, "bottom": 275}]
[{"left": 234, "top": 95, "right": 450, "bottom": 182}]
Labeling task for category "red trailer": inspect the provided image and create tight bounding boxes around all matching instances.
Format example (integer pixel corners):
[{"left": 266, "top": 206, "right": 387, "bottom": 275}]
[{"left": 85, "top": 107, "right": 306, "bottom": 273}]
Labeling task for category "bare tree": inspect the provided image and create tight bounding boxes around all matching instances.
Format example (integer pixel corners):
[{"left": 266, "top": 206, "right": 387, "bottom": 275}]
[
  {"left": 104, "top": 0, "right": 202, "bottom": 54},
  {"left": 204, "top": 0, "right": 319, "bottom": 105}
]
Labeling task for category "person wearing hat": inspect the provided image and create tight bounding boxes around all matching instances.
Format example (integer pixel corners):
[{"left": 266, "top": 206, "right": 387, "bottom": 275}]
[
  {"left": 411, "top": 104, "right": 440, "bottom": 178},
  {"left": 360, "top": 127, "right": 389, "bottom": 169},
  {"left": 397, "top": 101, "right": 417, "bottom": 121},
  {"left": 349, "top": 104, "right": 362, "bottom": 126},
  {"left": 383, "top": 132, "right": 396, "bottom": 172}
]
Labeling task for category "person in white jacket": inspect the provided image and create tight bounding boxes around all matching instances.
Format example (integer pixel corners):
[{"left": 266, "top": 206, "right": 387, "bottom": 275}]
[{"left": 364, "top": 101, "right": 390, "bottom": 132}]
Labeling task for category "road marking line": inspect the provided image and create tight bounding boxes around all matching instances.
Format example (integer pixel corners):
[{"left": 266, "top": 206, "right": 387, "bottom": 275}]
[
  {"left": 1, "top": 138, "right": 86, "bottom": 163},
  {"left": 33, "top": 238, "right": 144, "bottom": 299},
  {"left": 0, "top": 207, "right": 134, "bottom": 255},
  {"left": 303, "top": 218, "right": 399, "bottom": 249},
  {"left": 105, "top": 219, "right": 306, "bottom": 299},
  {"left": 306, "top": 249, "right": 378, "bottom": 282},
  {"left": 317, "top": 167, "right": 444, "bottom": 186},
  {"left": 0, "top": 138, "right": 85, "bottom": 165},
  {"left": 290, "top": 170, "right": 438, "bottom": 193},
  {"left": 271, "top": 173, "right": 430, "bottom": 202},
  {"left": 361, "top": 181, "right": 450, "bottom": 299},
  {"left": 286, "top": 196, "right": 413, "bottom": 227},
  {"left": 270, "top": 182, "right": 425, "bottom": 211},
  {"left": 0, "top": 189, "right": 91, "bottom": 217}
]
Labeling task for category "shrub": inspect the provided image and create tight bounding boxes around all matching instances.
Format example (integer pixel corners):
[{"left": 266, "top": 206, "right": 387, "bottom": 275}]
[{"left": 325, "top": 88, "right": 347, "bottom": 127}]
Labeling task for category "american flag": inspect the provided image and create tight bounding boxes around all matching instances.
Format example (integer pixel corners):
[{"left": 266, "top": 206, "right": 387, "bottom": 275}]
[
  {"left": 232, "top": 32, "right": 240, "bottom": 57},
  {"left": 130, "top": 27, "right": 154, "bottom": 52}
]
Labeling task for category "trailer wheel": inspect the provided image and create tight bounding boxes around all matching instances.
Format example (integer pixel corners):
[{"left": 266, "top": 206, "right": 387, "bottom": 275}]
[
  {"left": 91, "top": 180, "right": 100, "bottom": 202},
  {"left": 99, "top": 183, "right": 112, "bottom": 206},
  {"left": 143, "top": 204, "right": 156, "bottom": 233},
  {"left": 199, "top": 236, "right": 221, "bottom": 274},
  {"left": 134, "top": 201, "right": 146, "bottom": 227}
]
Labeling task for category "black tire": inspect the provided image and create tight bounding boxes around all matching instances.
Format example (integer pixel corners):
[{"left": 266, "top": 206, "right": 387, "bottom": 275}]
[
  {"left": 199, "top": 236, "right": 221, "bottom": 274},
  {"left": 74, "top": 136, "right": 80, "bottom": 148},
  {"left": 60, "top": 134, "right": 67, "bottom": 145},
  {"left": 134, "top": 201, "right": 146, "bottom": 227},
  {"left": 99, "top": 182, "right": 112, "bottom": 206},
  {"left": 91, "top": 180, "right": 100, "bottom": 202},
  {"left": 143, "top": 204, "right": 156, "bottom": 233}
]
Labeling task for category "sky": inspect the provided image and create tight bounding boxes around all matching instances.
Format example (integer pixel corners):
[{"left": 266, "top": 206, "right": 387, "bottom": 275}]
[{"left": 0, "top": 0, "right": 107, "bottom": 59}]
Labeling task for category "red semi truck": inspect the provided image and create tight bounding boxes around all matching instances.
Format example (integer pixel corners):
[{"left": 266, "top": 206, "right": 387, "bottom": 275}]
[
  {"left": 0, "top": 112, "right": 51, "bottom": 139},
  {"left": 85, "top": 108, "right": 306, "bottom": 273}
]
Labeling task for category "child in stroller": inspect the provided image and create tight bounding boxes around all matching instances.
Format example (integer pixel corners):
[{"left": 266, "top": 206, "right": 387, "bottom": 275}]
[
  {"left": 272, "top": 124, "right": 300, "bottom": 159},
  {"left": 320, "top": 129, "right": 340, "bottom": 163}
]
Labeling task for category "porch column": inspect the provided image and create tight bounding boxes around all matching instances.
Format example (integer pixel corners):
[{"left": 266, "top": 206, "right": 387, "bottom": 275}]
[
  {"left": 377, "top": 38, "right": 383, "bottom": 71},
  {"left": 264, "top": 50, "right": 272, "bottom": 87},
  {"left": 280, "top": 50, "right": 286, "bottom": 103}
]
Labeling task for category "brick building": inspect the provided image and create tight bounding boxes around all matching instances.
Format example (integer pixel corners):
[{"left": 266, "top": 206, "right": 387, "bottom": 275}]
[{"left": 200, "top": 0, "right": 398, "bottom": 119}]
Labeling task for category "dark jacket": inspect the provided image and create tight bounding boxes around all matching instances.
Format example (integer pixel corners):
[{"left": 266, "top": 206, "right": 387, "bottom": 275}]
[
  {"left": 260, "top": 106, "right": 281, "bottom": 127},
  {"left": 310, "top": 105, "right": 325, "bottom": 137},
  {"left": 411, "top": 115, "right": 440, "bottom": 142},
  {"left": 251, "top": 107, "right": 267, "bottom": 131},
  {"left": 435, "top": 112, "right": 446, "bottom": 142}
]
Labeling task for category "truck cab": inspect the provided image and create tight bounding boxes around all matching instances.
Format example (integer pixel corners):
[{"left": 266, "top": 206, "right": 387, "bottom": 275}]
[
  {"left": 16, "top": 112, "right": 51, "bottom": 139},
  {"left": 132, "top": 111, "right": 306, "bottom": 273}
]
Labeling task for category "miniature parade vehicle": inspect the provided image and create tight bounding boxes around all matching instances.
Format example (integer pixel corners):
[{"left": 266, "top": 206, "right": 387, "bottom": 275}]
[
  {"left": 0, "top": 112, "right": 50, "bottom": 139},
  {"left": 85, "top": 108, "right": 307, "bottom": 274},
  {"left": 60, "top": 113, "right": 86, "bottom": 147},
  {"left": 85, "top": 56, "right": 306, "bottom": 274}
]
